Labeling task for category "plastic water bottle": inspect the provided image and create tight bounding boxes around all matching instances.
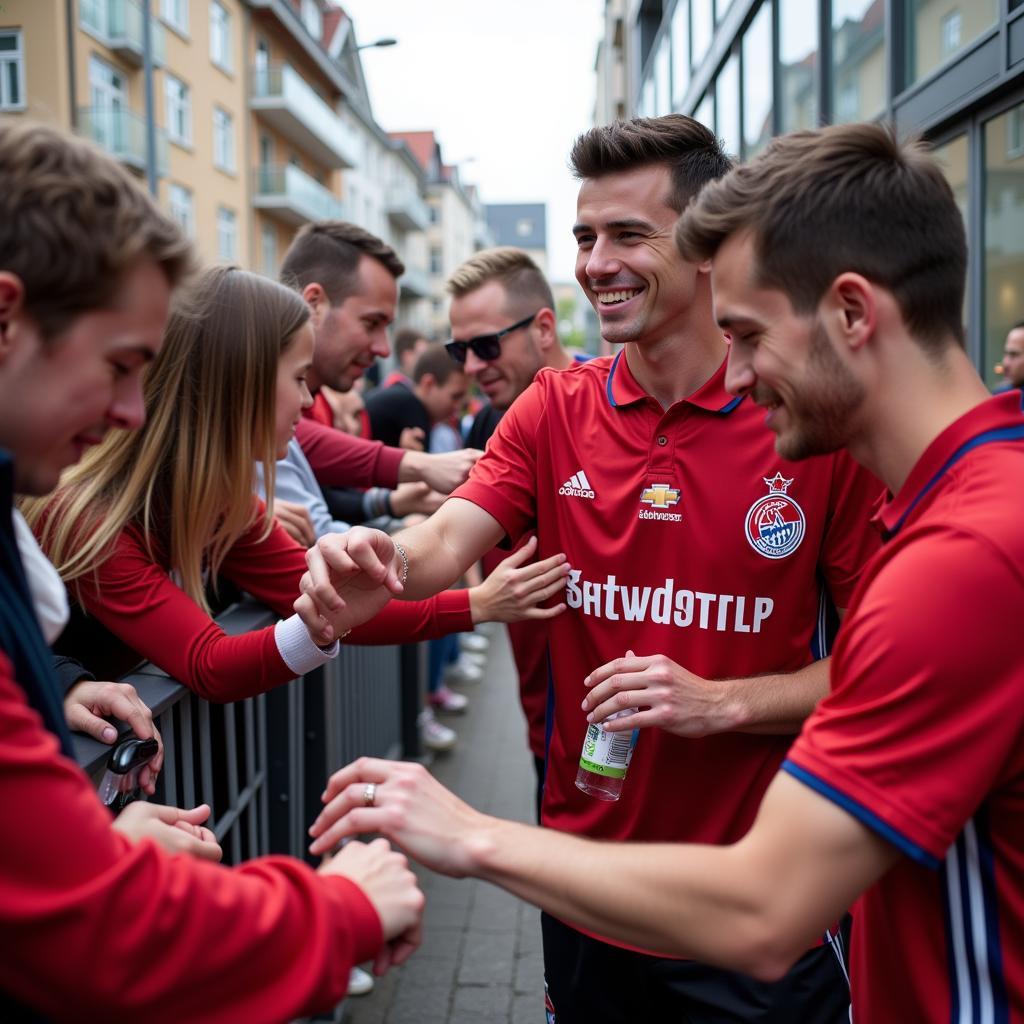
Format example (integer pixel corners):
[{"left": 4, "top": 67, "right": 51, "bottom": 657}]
[{"left": 575, "top": 708, "right": 639, "bottom": 801}]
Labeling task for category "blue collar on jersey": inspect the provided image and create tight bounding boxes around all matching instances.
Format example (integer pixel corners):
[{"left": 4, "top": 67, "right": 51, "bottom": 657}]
[
  {"left": 884, "top": 418, "right": 1024, "bottom": 540},
  {"left": 606, "top": 349, "right": 745, "bottom": 414}
]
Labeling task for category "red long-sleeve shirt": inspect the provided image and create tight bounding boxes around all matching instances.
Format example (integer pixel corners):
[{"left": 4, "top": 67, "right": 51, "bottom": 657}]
[
  {"left": 60, "top": 508, "right": 471, "bottom": 703},
  {"left": 297, "top": 410, "right": 403, "bottom": 489},
  {"left": 0, "top": 656, "right": 383, "bottom": 1021}
]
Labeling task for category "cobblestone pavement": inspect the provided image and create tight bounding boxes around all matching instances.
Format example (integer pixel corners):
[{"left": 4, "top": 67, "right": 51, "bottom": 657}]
[{"left": 344, "top": 627, "right": 545, "bottom": 1024}]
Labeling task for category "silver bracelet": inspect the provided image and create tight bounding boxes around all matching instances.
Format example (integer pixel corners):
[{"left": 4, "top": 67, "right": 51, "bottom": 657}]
[{"left": 393, "top": 541, "right": 410, "bottom": 586}]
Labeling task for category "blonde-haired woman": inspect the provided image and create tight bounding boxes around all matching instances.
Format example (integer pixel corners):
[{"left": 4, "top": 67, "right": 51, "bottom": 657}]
[{"left": 27, "top": 266, "right": 566, "bottom": 701}]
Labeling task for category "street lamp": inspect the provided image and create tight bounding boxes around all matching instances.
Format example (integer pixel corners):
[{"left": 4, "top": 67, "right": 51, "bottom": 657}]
[{"left": 356, "top": 37, "right": 397, "bottom": 51}]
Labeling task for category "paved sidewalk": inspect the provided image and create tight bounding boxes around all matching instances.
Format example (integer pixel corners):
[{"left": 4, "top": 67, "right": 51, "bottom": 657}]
[{"left": 344, "top": 627, "right": 546, "bottom": 1024}]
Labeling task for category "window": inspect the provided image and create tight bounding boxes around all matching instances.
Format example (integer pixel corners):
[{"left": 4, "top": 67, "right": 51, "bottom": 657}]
[
  {"left": 671, "top": 0, "right": 690, "bottom": 106},
  {"left": 941, "top": 11, "right": 961, "bottom": 57},
  {"left": 831, "top": 0, "right": 884, "bottom": 123},
  {"left": 168, "top": 183, "right": 194, "bottom": 236},
  {"left": 984, "top": 105, "right": 1024, "bottom": 389},
  {"left": 691, "top": 0, "right": 713, "bottom": 69},
  {"left": 428, "top": 204, "right": 439, "bottom": 225},
  {"left": 217, "top": 206, "right": 237, "bottom": 261},
  {"left": 694, "top": 90, "right": 714, "bottom": 131},
  {"left": 164, "top": 74, "right": 191, "bottom": 146},
  {"left": 909, "top": 1, "right": 995, "bottom": 85},
  {"left": 160, "top": 0, "right": 188, "bottom": 34},
  {"left": 0, "top": 31, "right": 24, "bottom": 111},
  {"left": 429, "top": 246, "right": 442, "bottom": 274},
  {"left": 654, "top": 35, "right": 670, "bottom": 115},
  {"left": 300, "top": 0, "right": 322, "bottom": 40},
  {"left": 209, "top": 1, "right": 232, "bottom": 71},
  {"left": 742, "top": 2, "right": 772, "bottom": 158},
  {"left": 779, "top": 0, "right": 818, "bottom": 133},
  {"left": 261, "top": 223, "right": 277, "bottom": 276},
  {"left": 259, "top": 133, "right": 273, "bottom": 169},
  {"left": 213, "top": 106, "right": 235, "bottom": 172},
  {"left": 716, "top": 53, "right": 740, "bottom": 157}
]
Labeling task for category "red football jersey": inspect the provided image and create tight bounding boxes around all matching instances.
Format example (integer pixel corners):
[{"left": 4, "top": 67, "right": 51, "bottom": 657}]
[
  {"left": 786, "top": 391, "right": 1024, "bottom": 1022},
  {"left": 453, "top": 353, "right": 881, "bottom": 947}
]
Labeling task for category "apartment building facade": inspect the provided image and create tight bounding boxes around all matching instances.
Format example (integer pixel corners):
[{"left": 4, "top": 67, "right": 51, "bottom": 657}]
[
  {"left": 0, "top": 0, "right": 462, "bottom": 335},
  {"left": 597, "top": 0, "right": 1024, "bottom": 388},
  {"left": 392, "top": 129, "right": 494, "bottom": 338}
]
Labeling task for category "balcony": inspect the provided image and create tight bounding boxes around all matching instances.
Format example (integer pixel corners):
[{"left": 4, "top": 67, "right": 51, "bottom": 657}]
[
  {"left": 251, "top": 64, "right": 359, "bottom": 169},
  {"left": 253, "top": 164, "right": 347, "bottom": 226},
  {"left": 78, "top": 107, "right": 168, "bottom": 178},
  {"left": 399, "top": 264, "right": 432, "bottom": 298},
  {"left": 80, "top": 0, "right": 166, "bottom": 67},
  {"left": 386, "top": 183, "right": 431, "bottom": 231}
]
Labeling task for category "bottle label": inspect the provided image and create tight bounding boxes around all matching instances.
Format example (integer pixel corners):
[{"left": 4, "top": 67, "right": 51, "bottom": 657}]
[{"left": 578, "top": 722, "right": 638, "bottom": 779}]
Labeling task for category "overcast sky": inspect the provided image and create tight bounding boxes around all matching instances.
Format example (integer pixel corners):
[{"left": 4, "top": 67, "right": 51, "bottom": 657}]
[{"left": 343, "top": 0, "right": 604, "bottom": 284}]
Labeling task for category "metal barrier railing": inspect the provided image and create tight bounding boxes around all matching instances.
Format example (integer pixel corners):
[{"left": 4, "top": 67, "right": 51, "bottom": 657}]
[{"left": 71, "top": 600, "right": 422, "bottom": 1020}]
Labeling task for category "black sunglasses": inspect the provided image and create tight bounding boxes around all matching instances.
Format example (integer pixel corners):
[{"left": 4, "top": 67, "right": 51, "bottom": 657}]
[{"left": 445, "top": 312, "right": 538, "bottom": 365}]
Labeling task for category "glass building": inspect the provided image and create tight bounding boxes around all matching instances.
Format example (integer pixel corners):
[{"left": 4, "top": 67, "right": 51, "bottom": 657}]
[{"left": 626, "top": 0, "right": 1024, "bottom": 387}]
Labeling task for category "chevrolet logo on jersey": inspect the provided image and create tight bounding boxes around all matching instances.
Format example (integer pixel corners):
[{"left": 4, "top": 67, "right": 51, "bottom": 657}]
[{"left": 640, "top": 483, "right": 681, "bottom": 508}]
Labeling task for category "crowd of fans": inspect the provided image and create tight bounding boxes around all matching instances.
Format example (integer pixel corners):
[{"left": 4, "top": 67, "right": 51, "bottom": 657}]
[{"left": 0, "top": 109, "right": 1020, "bottom": 1024}]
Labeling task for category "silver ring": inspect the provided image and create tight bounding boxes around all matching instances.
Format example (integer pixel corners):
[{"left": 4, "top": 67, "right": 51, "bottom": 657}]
[{"left": 362, "top": 782, "right": 377, "bottom": 807}]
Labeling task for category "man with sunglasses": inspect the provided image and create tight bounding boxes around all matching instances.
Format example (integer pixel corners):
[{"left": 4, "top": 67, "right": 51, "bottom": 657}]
[
  {"left": 446, "top": 249, "right": 575, "bottom": 814},
  {"left": 297, "top": 116, "right": 881, "bottom": 1022},
  {"left": 446, "top": 247, "right": 575, "bottom": 450}
]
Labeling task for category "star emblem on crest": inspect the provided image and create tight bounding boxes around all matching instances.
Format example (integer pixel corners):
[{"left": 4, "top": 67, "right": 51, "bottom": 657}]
[{"left": 763, "top": 472, "right": 794, "bottom": 494}]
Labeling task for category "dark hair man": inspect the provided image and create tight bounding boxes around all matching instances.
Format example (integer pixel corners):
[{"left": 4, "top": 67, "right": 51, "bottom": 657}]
[
  {"left": 383, "top": 326, "right": 431, "bottom": 390},
  {"left": 0, "top": 122, "right": 423, "bottom": 1019},
  {"left": 1001, "top": 321, "right": 1024, "bottom": 389},
  {"left": 365, "top": 343, "right": 469, "bottom": 449},
  {"left": 296, "top": 116, "right": 882, "bottom": 1022},
  {"left": 278, "top": 221, "right": 480, "bottom": 503},
  {"left": 302, "top": 122, "right": 1024, "bottom": 1024}
]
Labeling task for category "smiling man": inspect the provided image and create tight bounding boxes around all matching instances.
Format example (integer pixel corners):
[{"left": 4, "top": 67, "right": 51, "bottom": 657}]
[
  {"left": 296, "top": 115, "right": 882, "bottom": 1022},
  {"left": 0, "top": 123, "right": 424, "bottom": 1020},
  {"left": 304, "top": 120, "right": 1024, "bottom": 1024}
]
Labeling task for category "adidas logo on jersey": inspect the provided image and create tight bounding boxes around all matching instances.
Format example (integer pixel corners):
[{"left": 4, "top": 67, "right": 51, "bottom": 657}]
[{"left": 558, "top": 469, "right": 596, "bottom": 499}]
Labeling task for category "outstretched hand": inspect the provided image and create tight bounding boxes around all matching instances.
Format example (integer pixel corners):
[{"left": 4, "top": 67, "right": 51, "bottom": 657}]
[
  {"left": 468, "top": 536, "right": 570, "bottom": 624},
  {"left": 294, "top": 527, "right": 404, "bottom": 644},
  {"left": 309, "top": 757, "right": 490, "bottom": 880}
]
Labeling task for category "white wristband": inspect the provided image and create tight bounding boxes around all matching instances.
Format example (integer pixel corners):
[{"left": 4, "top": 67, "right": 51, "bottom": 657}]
[{"left": 275, "top": 614, "right": 340, "bottom": 675}]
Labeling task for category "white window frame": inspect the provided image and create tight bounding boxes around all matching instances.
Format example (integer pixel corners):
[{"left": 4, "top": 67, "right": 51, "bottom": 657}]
[
  {"left": 168, "top": 183, "right": 194, "bottom": 237},
  {"left": 217, "top": 206, "right": 237, "bottom": 261},
  {"left": 209, "top": 1, "right": 232, "bottom": 72},
  {"left": 212, "top": 106, "right": 235, "bottom": 172},
  {"left": 164, "top": 73, "right": 191, "bottom": 147},
  {"left": 160, "top": 0, "right": 188, "bottom": 36},
  {"left": 0, "top": 29, "right": 26, "bottom": 111}
]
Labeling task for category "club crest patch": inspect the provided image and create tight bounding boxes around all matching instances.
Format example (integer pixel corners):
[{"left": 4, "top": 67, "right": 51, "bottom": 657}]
[{"left": 744, "top": 472, "right": 806, "bottom": 559}]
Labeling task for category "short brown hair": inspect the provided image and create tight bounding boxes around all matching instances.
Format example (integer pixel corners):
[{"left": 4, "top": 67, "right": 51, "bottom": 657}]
[
  {"left": 570, "top": 115, "right": 733, "bottom": 212},
  {"left": 676, "top": 122, "right": 967, "bottom": 352},
  {"left": 0, "top": 121, "right": 193, "bottom": 340},
  {"left": 446, "top": 247, "right": 554, "bottom": 318},
  {"left": 413, "top": 342, "right": 464, "bottom": 386},
  {"left": 394, "top": 326, "right": 429, "bottom": 360},
  {"left": 279, "top": 221, "right": 404, "bottom": 304}
]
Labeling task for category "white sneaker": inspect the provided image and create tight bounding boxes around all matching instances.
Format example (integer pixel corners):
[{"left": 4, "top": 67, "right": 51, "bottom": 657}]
[
  {"left": 443, "top": 653, "right": 484, "bottom": 686},
  {"left": 418, "top": 708, "right": 457, "bottom": 751},
  {"left": 460, "top": 632, "right": 490, "bottom": 654},
  {"left": 429, "top": 684, "right": 469, "bottom": 714},
  {"left": 348, "top": 966, "right": 374, "bottom": 996}
]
